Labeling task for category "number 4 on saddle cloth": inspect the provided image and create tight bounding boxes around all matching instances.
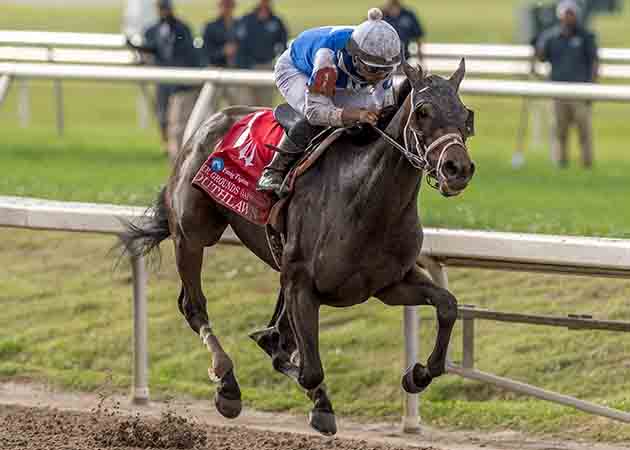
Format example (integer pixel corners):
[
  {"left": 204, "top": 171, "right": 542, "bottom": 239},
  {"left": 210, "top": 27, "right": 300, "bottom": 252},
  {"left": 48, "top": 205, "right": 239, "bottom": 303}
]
[{"left": 192, "top": 107, "right": 342, "bottom": 230}]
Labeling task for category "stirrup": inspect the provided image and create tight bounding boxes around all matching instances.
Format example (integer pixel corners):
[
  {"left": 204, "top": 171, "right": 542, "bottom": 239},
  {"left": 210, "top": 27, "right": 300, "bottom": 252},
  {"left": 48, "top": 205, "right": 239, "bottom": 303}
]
[{"left": 257, "top": 169, "right": 284, "bottom": 193}]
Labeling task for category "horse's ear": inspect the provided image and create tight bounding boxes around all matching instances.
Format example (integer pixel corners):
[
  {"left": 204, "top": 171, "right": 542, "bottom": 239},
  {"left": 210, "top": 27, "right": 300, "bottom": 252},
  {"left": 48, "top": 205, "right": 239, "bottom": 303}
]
[
  {"left": 402, "top": 61, "right": 424, "bottom": 86},
  {"left": 449, "top": 58, "right": 466, "bottom": 92}
]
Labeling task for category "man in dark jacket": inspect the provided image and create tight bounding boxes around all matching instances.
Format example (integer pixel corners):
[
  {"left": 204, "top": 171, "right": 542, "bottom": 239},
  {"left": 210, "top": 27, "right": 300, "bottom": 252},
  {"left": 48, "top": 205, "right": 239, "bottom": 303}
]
[
  {"left": 129, "top": 0, "right": 201, "bottom": 160},
  {"left": 201, "top": 0, "right": 242, "bottom": 108},
  {"left": 202, "top": 0, "right": 238, "bottom": 67},
  {"left": 537, "top": 0, "right": 599, "bottom": 168},
  {"left": 382, "top": 0, "right": 425, "bottom": 61},
  {"left": 233, "top": 0, "right": 288, "bottom": 106}
]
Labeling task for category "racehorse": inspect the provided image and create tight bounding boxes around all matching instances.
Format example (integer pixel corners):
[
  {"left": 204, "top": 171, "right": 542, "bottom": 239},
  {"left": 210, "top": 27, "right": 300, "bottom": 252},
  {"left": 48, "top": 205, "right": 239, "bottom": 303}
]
[{"left": 120, "top": 61, "right": 476, "bottom": 436}]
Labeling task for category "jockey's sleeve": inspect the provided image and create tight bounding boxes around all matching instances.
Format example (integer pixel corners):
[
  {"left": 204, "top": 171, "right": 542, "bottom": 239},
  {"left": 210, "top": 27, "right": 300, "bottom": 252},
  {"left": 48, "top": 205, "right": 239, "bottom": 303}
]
[
  {"left": 304, "top": 92, "right": 344, "bottom": 127},
  {"left": 304, "top": 48, "right": 344, "bottom": 127}
]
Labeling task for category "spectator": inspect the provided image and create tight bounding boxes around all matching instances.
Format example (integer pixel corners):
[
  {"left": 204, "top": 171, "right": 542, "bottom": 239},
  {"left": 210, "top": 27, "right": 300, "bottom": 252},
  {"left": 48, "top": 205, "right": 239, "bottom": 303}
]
[
  {"left": 201, "top": 0, "right": 241, "bottom": 108},
  {"left": 537, "top": 0, "right": 599, "bottom": 168},
  {"left": 202, "top": 0, "right": 238, "bottom": 67},
  {"left": 233, "top": 0, "right": 288, "bottom": 106},
  {"left": 382, "top": 0, "right": 425, "bottom": 61},
  {"left": 128, "top": 0, "right": 201, "bottom": 161}
]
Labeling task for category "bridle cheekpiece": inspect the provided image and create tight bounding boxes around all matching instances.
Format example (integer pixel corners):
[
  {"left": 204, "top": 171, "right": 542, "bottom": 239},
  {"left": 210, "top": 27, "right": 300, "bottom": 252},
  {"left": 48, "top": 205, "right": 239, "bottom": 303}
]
[{"left": 371, "top": 86, "right": 473, "bottom": 191}]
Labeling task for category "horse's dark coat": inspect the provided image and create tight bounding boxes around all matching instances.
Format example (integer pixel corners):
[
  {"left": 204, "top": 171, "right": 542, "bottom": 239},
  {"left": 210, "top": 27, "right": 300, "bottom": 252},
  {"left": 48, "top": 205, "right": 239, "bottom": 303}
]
[{"left": 120, "top": 61, "right": 475, "bottom": 436}]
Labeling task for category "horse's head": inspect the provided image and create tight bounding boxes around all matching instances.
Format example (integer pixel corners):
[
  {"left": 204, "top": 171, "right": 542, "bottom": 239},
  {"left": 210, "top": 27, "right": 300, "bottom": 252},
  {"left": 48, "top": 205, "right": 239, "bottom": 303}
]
[{"left": 400, "top": 59, "right": 476, "bottom": 197}]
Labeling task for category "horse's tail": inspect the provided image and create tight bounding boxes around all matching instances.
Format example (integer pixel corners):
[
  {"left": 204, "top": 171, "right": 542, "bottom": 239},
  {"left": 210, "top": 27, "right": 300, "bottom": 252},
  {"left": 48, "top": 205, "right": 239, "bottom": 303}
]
[{"left": 118, "top": 186, "right": 171, "bottom": 259}]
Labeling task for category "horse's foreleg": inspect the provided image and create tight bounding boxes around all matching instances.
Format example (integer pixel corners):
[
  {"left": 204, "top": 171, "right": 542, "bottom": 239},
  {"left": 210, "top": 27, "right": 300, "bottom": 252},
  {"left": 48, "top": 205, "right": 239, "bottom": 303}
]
[
  {"left": 284, "top": 273, "right": 336, "bottom": 435},
  {"left": 375, "top": 265, "right": 458, "bottom": 394},
  {"left": 285, "top": 276, "right": 323, "bottom": 391}
]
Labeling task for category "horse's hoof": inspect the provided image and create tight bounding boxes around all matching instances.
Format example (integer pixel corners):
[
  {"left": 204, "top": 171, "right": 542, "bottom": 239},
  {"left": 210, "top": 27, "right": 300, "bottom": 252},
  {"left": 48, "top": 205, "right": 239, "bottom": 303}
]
[
  {"left": 308, "top": 410, "right": 337, "bottom": 436},
  {"left": 214, "top": 391, "right": 242, "bottom": 419},
  {"left": 401, "top": 363, "right": 433, "bottom": 394}
]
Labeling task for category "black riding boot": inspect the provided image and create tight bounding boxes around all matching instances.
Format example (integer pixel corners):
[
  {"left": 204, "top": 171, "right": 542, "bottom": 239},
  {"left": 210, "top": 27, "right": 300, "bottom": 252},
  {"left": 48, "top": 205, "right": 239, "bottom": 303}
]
[{"left": 257, "top": 119, "right": 319, "bottom": 195}]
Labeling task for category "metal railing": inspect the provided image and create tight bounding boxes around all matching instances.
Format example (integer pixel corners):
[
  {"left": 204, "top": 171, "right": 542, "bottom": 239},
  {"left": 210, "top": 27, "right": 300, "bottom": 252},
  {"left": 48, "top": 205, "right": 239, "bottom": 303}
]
[
  {"left": 3, "top": 29, "right": 630, "bottom": 142},
  {"left": 3, "top": 62, "right": 630, "bottom": 100},
  {"left": 2, "top": 62, "right": 630, "bottom": 135},
  {"left": 3, "top": 45, "right": 630, "bottom": 80},
  {"left": 3, "top": 31, "right": 630, "bottom": 64},
  {"left": 1, "top": 196, "right": 629, "bottom": 428},
  {"left": 0, "top": 31, "right": 127, "bottom": 48},
  {"left": 450, "top": 305, "right": 630, "bottom": 424},
  {"left": 0, "top": 46, "right": 137, "bottom": 65}
]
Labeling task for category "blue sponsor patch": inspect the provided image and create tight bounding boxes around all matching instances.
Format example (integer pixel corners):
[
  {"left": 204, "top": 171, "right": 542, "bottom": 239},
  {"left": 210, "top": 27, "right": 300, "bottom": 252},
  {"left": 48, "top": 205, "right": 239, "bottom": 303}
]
[{"left": 210, "top": 157, "right": 225, "bottom": 172}]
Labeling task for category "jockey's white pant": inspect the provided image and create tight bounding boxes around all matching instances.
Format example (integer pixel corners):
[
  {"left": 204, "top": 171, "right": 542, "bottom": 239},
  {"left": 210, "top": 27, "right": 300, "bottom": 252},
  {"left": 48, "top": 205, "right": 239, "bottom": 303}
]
[{"left": 274, "top": 49, "right": 394, "bottom": 126}]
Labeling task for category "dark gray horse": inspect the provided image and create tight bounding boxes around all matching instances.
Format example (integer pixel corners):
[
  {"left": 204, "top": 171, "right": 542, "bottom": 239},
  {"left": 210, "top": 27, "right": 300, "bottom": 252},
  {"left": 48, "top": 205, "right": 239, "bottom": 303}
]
[{"left": 121, "top": 61, "right": 476, "bottom": 436}]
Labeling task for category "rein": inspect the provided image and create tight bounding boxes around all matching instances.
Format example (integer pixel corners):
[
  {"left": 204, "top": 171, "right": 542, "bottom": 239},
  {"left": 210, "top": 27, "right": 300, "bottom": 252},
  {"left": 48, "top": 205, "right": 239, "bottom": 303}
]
[{"left": 370, "top": 87, "right": 468, "bottom": 190}]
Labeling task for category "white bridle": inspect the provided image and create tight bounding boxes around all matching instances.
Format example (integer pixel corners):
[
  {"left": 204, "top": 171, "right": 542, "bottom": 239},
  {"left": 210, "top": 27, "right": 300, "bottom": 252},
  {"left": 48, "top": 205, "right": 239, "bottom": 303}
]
[{"left": 371, "top": 87, "right": 469, "bottom": 190}]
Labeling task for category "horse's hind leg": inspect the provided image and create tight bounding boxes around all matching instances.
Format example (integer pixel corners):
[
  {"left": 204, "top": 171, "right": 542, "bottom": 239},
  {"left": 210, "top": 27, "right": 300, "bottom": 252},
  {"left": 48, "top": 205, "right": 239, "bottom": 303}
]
[
  {"left": 251, "top": 285, "right": 336, "bottom": 436},
  {"left": 172, "top": 193, "right": 241, "bottom": 419},
  {"left": 249, "top": 290, "right": 298, "bottom": 378}
]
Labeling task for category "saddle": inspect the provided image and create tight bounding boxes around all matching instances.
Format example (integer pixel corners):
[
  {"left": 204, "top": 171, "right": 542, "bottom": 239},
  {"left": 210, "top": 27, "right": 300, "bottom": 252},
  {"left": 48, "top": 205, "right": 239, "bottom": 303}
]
[
  {"left": 265, "top": 104, "right": 346, "bottom": 269},
  {"left": 192, "top": 105, "right": 374, "bottom": 270}
]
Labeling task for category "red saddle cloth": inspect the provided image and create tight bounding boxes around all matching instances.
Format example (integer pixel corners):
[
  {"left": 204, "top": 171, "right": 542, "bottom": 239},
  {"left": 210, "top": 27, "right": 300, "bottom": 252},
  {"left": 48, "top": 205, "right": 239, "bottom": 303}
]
[{"left": 193, "top": 110, "right": 284, "bottom": 225}]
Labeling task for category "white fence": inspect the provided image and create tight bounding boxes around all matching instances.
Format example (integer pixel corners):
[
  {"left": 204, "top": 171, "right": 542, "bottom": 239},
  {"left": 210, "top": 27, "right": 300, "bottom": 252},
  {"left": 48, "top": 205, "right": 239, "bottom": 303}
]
[
  {"left": 7, "top": 61, "right": 630, "bottom": 99},
  {"left": 3, "top": 62, "right": 630, "bottom": 103},
  {"left": 3, "top": 31, "right": 630, "bottom": 63},
  {"left": 1, "top": 196, "right": 629, "bottom": 428},
  {"left": 4, "top": 29, "right": 630, "bottom": 139},
  {"left": 0, "top": 31, "right": 126, "bottom": 48}
]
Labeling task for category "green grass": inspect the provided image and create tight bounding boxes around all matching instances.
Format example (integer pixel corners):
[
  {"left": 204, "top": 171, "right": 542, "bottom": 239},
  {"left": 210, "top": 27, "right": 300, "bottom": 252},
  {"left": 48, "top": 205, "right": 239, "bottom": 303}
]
[
  {"left": 1, "top": 230, "right": 629, "bottom": 441},
  {"left": 1, "top": 0, "right": 630, "bottom": 443},
  {"left": 2, "top": 1, "right": 630, "bottom": 46}
]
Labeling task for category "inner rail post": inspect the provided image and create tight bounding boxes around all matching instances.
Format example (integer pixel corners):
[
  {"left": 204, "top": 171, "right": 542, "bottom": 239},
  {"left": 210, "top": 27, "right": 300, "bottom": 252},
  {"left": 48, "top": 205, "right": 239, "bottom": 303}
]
[
  {"left": 402, "top": 257, "right": 450, "bottom": 432},
  {"left": 131, "top": 254, "right": 149, "bottom": 405},
  {"left": 462, "top": 305, "right": 475, "bottom": 369}
]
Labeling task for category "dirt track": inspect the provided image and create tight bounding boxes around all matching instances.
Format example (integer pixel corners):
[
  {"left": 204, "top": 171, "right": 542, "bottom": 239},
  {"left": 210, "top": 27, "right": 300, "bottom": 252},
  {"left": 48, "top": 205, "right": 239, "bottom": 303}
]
[
  {"left": 1, "top": 382, "right": 629, "bottom": 450},
  {"left": 0, "top": 403, "right": 434, "bottom": 450}
]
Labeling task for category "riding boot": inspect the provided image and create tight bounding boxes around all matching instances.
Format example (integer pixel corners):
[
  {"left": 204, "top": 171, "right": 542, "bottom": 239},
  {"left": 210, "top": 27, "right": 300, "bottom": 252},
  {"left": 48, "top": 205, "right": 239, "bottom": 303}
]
[
  {"left": 256, "top": 138, "right": 302, "bottom": 194},
  {"left": 257, "top": 118, "right": 318, "bottom": 194}
]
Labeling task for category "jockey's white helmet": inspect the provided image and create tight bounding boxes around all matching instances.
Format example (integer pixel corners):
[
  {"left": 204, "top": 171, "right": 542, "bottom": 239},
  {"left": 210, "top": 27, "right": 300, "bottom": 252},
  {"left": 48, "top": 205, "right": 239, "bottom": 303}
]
[{"left": 346, "top": 8, "right": 402, "bottom": 68}]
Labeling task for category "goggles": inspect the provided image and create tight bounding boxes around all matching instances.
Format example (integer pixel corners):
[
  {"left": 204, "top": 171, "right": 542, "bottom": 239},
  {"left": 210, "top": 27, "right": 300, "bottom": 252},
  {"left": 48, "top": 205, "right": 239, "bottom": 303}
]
[{"left": 357, "top": 58, "right": 397, "bottom": 76}]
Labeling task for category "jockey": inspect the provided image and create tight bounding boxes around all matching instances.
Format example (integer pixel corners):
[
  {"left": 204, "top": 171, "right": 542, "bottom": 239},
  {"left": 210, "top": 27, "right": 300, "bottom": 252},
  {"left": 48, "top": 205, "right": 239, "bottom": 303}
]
[{"left": 257, "top": 8, "right": 402, "bottom": 194}]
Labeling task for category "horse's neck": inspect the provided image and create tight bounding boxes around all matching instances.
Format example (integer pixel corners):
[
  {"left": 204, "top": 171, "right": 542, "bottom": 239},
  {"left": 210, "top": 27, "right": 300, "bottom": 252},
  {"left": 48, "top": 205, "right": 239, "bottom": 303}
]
[
  {"left": 382, "top": 94, "right": 422, "bottom": 199},
  {"left": 353, "top": 95, "right": 422, "bottom": 217}
]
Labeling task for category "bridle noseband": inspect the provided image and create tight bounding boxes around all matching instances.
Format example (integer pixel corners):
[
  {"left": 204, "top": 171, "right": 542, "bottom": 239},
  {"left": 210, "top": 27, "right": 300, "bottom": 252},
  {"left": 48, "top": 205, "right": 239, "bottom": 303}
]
[{"left": 371, "top": 86, "right": 470, "bottom": 191}]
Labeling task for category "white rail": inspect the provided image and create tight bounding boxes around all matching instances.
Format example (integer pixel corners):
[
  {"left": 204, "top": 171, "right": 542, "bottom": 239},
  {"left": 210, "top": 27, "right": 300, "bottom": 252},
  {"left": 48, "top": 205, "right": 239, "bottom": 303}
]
[
  {"left": 0, "top": 74, "right": 10, "bottom": 105},
  {"left": 0, "top": 46, "right": 137, "bottom": 65},
  {"left": 2, "top": 196, "right": 629, "bottom": 426},
  {"left": 426, "top": 58, "right": 630, "bottom": 80},
  {"left": 424, "top": 43, "right": 630, "bottom": 65},
  {"left": 0, "top": 31, "right": 126, "bottom": 49},
  {"left": 3, "top": 31, "right": 630, "bottom": 64},
  {"left": 3, "top": 52, "right": 630, "bottom": 80},
  {"left": 3, "top": 62, "right": 630, "bottom": 103}
]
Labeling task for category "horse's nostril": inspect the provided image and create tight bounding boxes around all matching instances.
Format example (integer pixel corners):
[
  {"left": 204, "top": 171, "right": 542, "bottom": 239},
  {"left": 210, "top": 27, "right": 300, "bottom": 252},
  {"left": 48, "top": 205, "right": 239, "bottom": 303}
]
[
  {"left": 469, "top": 162, "right": 476, "bottom": 177},
  {"left": 443, "top": 160, "right": 458, "bottom": 177}
]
